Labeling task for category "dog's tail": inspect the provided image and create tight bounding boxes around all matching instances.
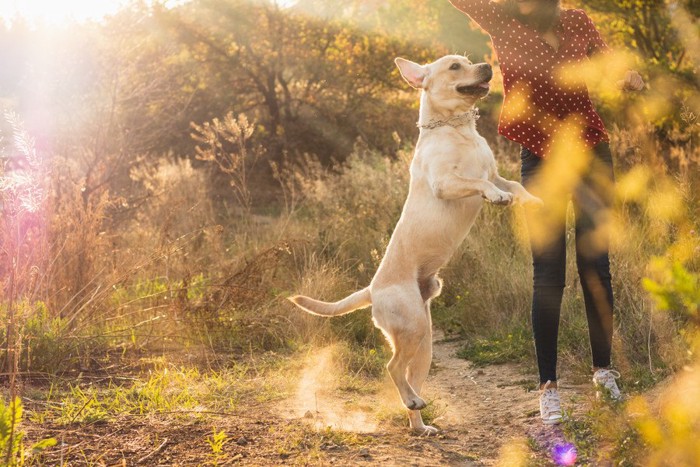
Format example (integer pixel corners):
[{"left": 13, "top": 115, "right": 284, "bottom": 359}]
[{"left": 288, "top": 287, "right": 371, "bottom": 317}]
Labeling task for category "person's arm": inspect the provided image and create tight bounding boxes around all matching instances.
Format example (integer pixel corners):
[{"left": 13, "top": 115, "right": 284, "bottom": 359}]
[
  {"left": 448, "top": 0, "right": 507, "bottom": 36},
  {"left": 582, "top": 11, "right": 645, "bottom": 91}
]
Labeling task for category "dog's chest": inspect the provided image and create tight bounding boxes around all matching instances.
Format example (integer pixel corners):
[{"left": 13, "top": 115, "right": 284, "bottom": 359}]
[
  {"left": 454, "top": 136, "right": 493, "bottom": 178},
  {"left": 415, "top": 129, "right": 494, "bottom": 180}
]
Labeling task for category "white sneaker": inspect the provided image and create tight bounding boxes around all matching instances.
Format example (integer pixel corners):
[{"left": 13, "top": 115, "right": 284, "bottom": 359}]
[
  {"left": 539, "top": 381, "right": 563, "bottom": 425},
  {"left": 593, "top": 369, "right": 622, "bottom": 401}
]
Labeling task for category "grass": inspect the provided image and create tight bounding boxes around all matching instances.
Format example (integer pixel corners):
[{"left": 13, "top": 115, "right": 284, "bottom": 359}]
[
  {"left": 561, "top": 409, "right": 600, "bottom": 465},
  {"left": 0, "top": 397, "right": 57, "bottom": 467},
  {"left": 205, "top": 428, "right": 229, "bottom": 465},
  {"left": 26, "top": 355, "right": 293, "bottom": 427},
  {"left": 559, "top": 399, "right": 649, "bottom": 467},
  {"left": 457, "top": 328, "right": 533, "bottom": 367},
  {"left": 332, "top": 341, "right": 389, "bottom": 379}
]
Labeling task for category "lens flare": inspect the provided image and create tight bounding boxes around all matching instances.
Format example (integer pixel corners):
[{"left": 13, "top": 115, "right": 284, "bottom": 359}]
[{"left": 552, "top": 443, "right": 577, "bottom": 466}]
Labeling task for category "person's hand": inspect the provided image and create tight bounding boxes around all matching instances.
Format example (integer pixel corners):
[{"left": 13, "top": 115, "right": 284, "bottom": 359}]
[{"left": 617, "top": 70, "right": 645, "bottom": 92}]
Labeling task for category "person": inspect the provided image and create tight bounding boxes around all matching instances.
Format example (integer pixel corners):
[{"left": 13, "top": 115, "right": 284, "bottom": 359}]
[{"left": 448, "top": 0, "right": 645, "bottom": 424}]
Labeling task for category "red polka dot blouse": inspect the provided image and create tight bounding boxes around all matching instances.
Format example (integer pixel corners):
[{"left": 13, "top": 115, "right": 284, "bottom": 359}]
[{"left": 450, "top": 0, "right": 610, "bottom": 158}]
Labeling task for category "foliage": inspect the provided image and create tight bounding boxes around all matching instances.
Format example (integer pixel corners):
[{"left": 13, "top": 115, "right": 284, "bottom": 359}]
[
  {"left": 206, "top": 428, "right": 229, "bottom": 463},
  {"left": 0, "top": 397, "right": 56, "bottom": 466},
  {"left": 333, "top": 341, "right": 389, "bottom": 380},
  {"left": 301, "top": 148, "right": 409, "bottom": 282},
  {"left": 643, "top": 260, "right": 700, "bottom": 326},
  {"left": 155, "top": 0, "right": 440, "bottom": 162},
  {"left": 0, "top": 398, "right": 23, "bottom": 466},
  {"left": 37, "top": 360, "right": 290, "bottom": 426},
  {"left": 16, "top": 301, "right": 67, "bottom": 372},
  {"left": 579, "top": 0, "right": 691, "bottom": 73},
  {"left": 624, "top": 367, "right": 700, "bottom": 466}
]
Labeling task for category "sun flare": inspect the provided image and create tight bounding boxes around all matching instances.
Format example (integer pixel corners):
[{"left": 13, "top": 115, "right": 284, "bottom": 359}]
[{"left": 0, "top": 0, "right": 129, "bottom": 25}]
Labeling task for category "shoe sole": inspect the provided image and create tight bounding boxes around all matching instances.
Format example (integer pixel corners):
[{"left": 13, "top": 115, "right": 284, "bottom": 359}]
[
  {"left": 542, "top": 416, "right": 562, "bottom": 425},
  {"left": 596, "top": 394, "right": 624, "bottom": 402}
]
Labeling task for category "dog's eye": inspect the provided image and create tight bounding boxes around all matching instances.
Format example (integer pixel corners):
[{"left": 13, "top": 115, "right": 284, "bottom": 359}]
[{"left": 449, "top": 63, "right": 461, "bottom": 71}]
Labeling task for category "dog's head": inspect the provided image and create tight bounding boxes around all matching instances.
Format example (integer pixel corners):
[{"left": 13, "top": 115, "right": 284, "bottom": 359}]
[{"left": 395, "top": 55, "right": 492, "bottom": 112}]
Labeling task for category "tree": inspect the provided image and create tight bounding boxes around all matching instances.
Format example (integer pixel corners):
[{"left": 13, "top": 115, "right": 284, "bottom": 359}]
[
  {"left": 577, "top": 0, "right": 695, "bottom": 74},
  {"left": 152, "top": 0, "right": 440, "bottom": 163}
]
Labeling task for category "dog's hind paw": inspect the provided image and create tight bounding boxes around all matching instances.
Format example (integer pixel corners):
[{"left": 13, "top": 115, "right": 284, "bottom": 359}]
[
  {"left": 412, "top": 425, "right": 439, "bottom": 436},
  {"left": 405, "top": 397, "right": 427, "bottom": 411}
]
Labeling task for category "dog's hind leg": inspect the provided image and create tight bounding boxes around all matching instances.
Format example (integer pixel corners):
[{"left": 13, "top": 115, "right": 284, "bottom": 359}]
[
  {"left": 407, "top": 318, "right": 438, "bottom": 435},
  {"left": 387, "top": 330, "right": 429, "bottom": 411},
  {"left": 373, "top": 285, "right": 429, "bottom": 411}
]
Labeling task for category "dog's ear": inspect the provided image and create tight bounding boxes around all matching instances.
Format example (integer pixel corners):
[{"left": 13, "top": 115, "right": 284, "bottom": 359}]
[{"left": 395, "top": 58, "right": 427, "bottom": 89}]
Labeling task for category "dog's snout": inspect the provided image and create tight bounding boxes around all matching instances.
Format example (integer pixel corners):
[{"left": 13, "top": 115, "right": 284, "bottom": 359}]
[
  {"left": 456, "top": 62, "right": 493, "bottom": 95},
  {"left": 479, "top": 63, "right": 493, "bottom": 81}
]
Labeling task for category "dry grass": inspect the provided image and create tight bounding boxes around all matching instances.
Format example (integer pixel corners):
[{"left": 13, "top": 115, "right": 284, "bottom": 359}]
[{"left": 1, "top": 106, "right": 697, "bottom": 376}]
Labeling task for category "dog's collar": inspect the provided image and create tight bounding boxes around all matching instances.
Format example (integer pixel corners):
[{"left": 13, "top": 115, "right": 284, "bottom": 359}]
[{"left": 417, "top": 108, "right": 480, "bottom": 130}]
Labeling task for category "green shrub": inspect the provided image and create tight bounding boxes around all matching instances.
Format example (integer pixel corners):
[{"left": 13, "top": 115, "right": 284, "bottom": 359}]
[
  {"left": 19, "top": 302, "right": 68, "bottom": 372},
  {"left": 0, "top": 397, "right": 56, "bottom": 466},
  {"left": 0, "top": 397, "right": 23, "bottom": 466}
]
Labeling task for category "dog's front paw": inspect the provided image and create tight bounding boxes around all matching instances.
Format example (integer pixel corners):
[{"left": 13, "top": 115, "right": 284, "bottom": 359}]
[
  {"left": 518, "top": 193, "right": 544, "bottom": 207},
  {"left": 484, "top": 189, "right": 513, "bottom": 206},
  {"left": 530, "top": 196, "right": 545, "bottom": 207}
]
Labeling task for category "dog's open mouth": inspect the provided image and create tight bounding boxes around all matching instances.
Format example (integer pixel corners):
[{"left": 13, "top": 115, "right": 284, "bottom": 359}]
[{"left": 457, "top": 80, "right": 491, "bottom": 95}]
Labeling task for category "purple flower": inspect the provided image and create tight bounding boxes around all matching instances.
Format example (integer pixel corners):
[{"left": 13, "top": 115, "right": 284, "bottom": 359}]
[{"left": 552, "top": 443, "right": 577, "bottom": 466}]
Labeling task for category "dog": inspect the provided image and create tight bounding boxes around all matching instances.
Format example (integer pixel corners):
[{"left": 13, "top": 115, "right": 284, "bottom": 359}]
[{"left": 289, "top": 55, "right": 542, "bottom": 435}]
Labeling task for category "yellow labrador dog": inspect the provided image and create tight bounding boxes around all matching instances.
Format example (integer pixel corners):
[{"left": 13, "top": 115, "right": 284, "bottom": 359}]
[{"left": 289, "top": 55, "right": 542, "bottom": 435}]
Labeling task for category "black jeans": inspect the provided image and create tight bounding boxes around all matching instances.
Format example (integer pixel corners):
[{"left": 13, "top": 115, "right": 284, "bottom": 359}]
[{"left": 521, "top": 143, "right": 615, "bottom": 384}]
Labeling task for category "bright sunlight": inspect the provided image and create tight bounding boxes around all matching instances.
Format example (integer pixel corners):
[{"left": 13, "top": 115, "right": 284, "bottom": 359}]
[{"left": 0, "top": 0, "right": 126, "bottom": 24}]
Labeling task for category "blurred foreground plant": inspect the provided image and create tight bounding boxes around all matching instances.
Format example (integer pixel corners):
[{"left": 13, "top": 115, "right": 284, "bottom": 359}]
[
  {"left": 0, "top": 398, "right": 56, "bottom": 466},
  {"left": 644, "top": 260, "right": 700, "bottom": 329},
  {"left": 573, "top": 251, "right": 700, "bottom": 465},
  {"left": 630, "top": 258, "right": 700, "bottom": 465}
]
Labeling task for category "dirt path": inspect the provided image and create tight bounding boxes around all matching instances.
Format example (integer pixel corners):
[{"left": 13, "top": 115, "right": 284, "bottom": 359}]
[
  {"left": 280, "top": 334, "right": 594, "bottom": 465},
  {"left": 425, "top": 336, "right": 592, "bottom": 465}
]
